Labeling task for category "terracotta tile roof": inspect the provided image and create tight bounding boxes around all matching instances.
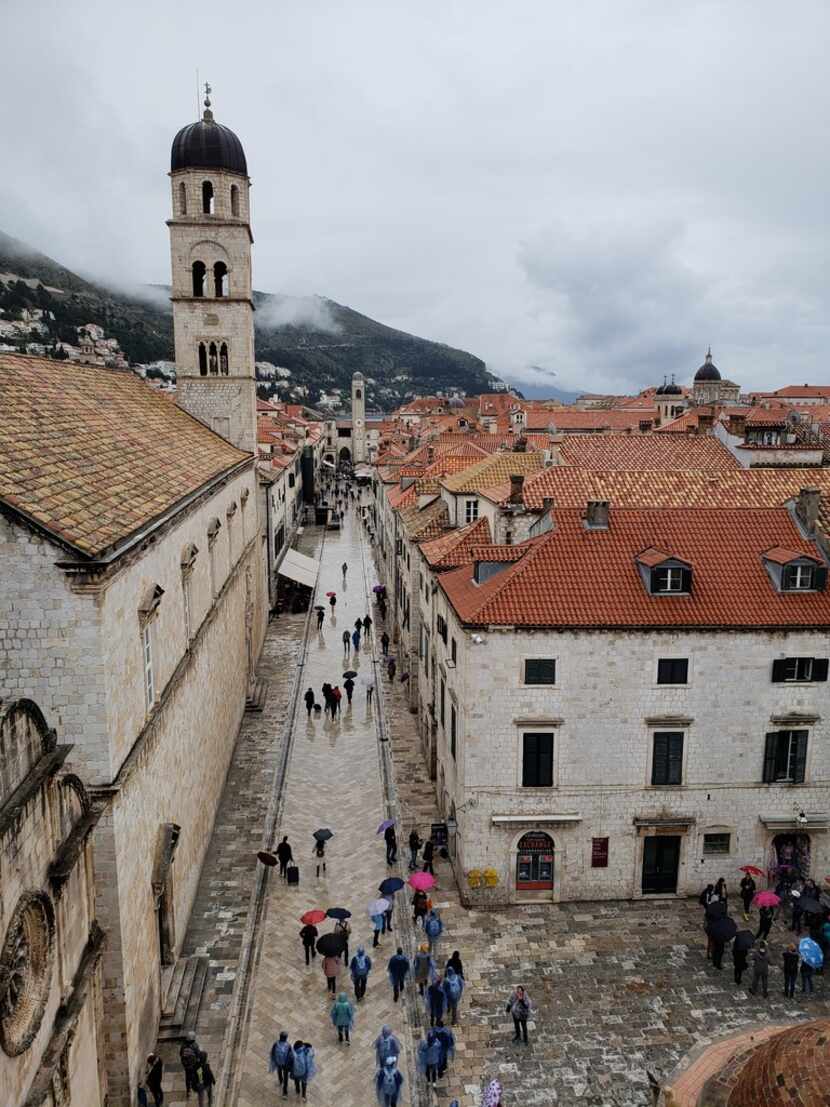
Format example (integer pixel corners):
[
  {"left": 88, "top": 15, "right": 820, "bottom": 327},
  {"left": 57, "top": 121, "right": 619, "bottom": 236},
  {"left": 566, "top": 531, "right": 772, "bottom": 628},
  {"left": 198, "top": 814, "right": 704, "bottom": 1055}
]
[
  {"left": 525, "top": 408, "right": 657, "bottom": 432},
  {"left": 439, "top": 506, "right": 830, "bottom": 629},
  {"left": 400, "top": 497, "right": 449, "bottom": 540},
  {"left": 745, "top": 405, "right": 792, "bottom": 427},
  {"left": 0, "top": 354, "right": 249, "bottom": 559},
  {"left": 762, "top": 545, "right": 819, "bottom": 565},
  {"left": 468, "top": 542, "right": 532, "bottom": 562},
  {"left": 774, "top": 385, "right": 830, "bottom": 399},
  {"left": 557, "top": 433, "right": 740, "bottom": 470},
  {"left": 440, "top": 450, "right": 545, "bottom": 493},
  {"left": 419, "top": 517, "right": 491, "bottom": 568},
  {"left": 636, "top": 546, "right": 686, "bottom": 567},
  {"left": 655, "top": 409, "right": 703, "bottom": 433},
  {"left": 387, "top": 483, "right": 417, "bottom": 509}
]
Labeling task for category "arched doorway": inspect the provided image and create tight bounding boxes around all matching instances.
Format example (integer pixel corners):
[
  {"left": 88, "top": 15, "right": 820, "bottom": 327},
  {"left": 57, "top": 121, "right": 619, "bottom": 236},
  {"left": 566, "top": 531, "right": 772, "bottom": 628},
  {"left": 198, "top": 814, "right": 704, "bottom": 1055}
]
[
  {"left": 339, "top": 446, "right": 352, "bottom": 463},
  {"left": 770, "top": 832, "right": 811, "bottom": 885},
  {"left": 516, "top": 831, "right": 554, "bottom": 891}
]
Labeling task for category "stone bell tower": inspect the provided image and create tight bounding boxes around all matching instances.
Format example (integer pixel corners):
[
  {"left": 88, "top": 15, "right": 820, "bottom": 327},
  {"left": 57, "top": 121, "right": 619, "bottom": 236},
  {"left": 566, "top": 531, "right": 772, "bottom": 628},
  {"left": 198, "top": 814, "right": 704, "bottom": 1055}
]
[
  {"left": 351, "top": 371, "right": 367, "bottom": 463},
  {"left": 168, "top": 86, "right": 257, "bottom": 453}
]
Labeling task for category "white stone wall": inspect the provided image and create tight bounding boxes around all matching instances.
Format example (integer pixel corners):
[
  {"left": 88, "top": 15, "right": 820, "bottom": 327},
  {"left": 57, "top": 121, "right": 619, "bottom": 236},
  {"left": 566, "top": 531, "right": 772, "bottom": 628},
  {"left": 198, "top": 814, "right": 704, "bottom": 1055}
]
[{"left": 439, "top": 609, "right": 830, "bottom": 904}]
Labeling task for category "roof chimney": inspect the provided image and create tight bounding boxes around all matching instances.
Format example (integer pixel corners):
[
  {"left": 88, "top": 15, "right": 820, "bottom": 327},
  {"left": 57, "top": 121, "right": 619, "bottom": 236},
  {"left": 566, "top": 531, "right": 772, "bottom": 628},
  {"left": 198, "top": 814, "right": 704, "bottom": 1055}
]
[
  {"left": 585, "top": 500, "right": 610, "bottom": 530},
  {"left": 697, "top": 411, "right": 714, "bottom": 433},
  {"left": 509, "top": 474, "right": 525, "bottom": 503},
  {"left": 796, "top": 487, "right": 821, "bottom": 535},
  {"left": 728, "top": 412, "right": 746, "bottom": 438},
  {"left": 427, "top": 446, "right": 434, "bottom": 463}
]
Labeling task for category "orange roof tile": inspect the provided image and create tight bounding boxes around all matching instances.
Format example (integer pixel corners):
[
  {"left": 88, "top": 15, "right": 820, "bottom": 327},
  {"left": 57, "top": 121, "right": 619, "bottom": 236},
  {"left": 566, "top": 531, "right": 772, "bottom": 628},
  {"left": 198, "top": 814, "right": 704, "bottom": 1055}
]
[
  {"left": 440, "top": 450, "right": 545, "bottom": 493},
  {"left": 762, "top": 545, "right": 819, "bottom": 565},
  {"left": 557, "top": 433, "right": 739, "bottom": 470},
  {"left": 0, "top": 354, "right": 249, "bottom": 559},
  {"left": 419, "top": 517, "right": 491, "bottom": 568}
]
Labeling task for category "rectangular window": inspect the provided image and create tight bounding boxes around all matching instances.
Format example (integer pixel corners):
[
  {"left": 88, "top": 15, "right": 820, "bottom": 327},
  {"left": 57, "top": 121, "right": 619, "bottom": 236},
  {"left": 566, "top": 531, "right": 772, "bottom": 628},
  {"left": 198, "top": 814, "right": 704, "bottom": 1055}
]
[
  {"left": 703, "top": 832, "right": 731, "bottom": 855},
  {"left": 524, "top": 659, "right": 556, "bottom": 685},
  {"left": 771, "top": 657, "right": 828, "bottom": 683},
  {"left": 464, "top": 498, "right": 479, "bottom": 523},
  {"left": 782, "top": 564, "right": 813, "bottom": 590},
  {"left": 657, "top": 658, "right": 688, "bottom": 684},
  {"left": 591, "top": 837, "right": 609, "bottom": 867},
  {"left": 763, "top": 730, "right": 808, "bottom": 783},
  {"left": 450, "top": 704, "right": 457, "bottom": 760},
  {"left": 142, "top": 625, "right": 155, "bottom": 709},
  {"left": 522, "top": 732, "right": 554, "bottom": 787},
  {"left": 651, "top": 731, "right": 684, "bottom": 786},
  {"left": 451, "top": 638, "right": 457, "bottom": 665},
  {"left": 652, "top": 566, "right": 690, "bottom": 593},
  {"left": 436, "top": 614, "right": 448, "bottom": 644},
  {"left": 440, "top": 680, "right": 445, "bottom": 728}
]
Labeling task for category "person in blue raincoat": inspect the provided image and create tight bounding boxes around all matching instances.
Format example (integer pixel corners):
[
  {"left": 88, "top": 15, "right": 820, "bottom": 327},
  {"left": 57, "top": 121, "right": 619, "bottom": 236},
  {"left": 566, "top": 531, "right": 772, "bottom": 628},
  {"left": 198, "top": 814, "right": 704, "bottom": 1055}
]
[
  {"left": 424, "top": 909, "right": 443, "bottom": 955},
  {"left": 426, "top": 974, "right": 446, "bottom": 1026},
  {"left": 268, "top": 1031, "right": 293, "bottom": 1098},
  {"left": 375, "top": 1055, "right": 404, "bottom": 1106},
  {"left": 371, "top": 911, "right": 385, "bottom": 948},
  {"left": 290, "top": 1041, "right": 316, "bottom": 1099},
  {"left": 387, "top": 947, "right": 410, "bottom": 1002},
  {"left": 434, "top": 1020, "right": 455, "bottom": 1076},
  {"left": 374, "top": 1026, "right": 401, "bottom": 1068},
  {"left": 417, "top": 1029, "right": 443, "bottom": 1085},
  {"left": 330, "top": 992, "right": 355, "bottom": 1044},
  {"left": 442, "top": 965, "right": 464, "bottom": 1025},
  {"left": 350, "top": 946, "right": 372, "bottom": 1001}
]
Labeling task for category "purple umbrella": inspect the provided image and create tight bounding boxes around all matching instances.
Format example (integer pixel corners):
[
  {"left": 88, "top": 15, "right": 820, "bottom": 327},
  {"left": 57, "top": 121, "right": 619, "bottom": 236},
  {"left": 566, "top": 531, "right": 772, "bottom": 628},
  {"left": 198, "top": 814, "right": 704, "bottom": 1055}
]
[{"left": 377, "top": 819, "right": 395, "bottom": 835}]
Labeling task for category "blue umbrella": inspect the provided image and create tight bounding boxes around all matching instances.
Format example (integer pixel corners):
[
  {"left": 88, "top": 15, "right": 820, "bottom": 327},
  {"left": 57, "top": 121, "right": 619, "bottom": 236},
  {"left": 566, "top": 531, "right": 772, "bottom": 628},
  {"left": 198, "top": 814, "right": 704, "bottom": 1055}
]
[
  {"left": 379, "top": 877, "right": 404, "bottom": 895},
  {"left": 799, "top": 937, "right": 824, "bottom": 968}
]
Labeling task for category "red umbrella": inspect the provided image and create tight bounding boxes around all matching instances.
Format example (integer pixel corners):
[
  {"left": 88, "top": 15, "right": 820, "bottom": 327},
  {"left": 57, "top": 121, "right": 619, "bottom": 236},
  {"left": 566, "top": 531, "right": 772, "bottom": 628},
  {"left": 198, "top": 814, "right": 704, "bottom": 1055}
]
[
  {"left": 326, "top": 591, "right": 336, "bottom": 597},
  {"left": 753, "top": 890, "right": 781, "bottom": 908},
  {"left": 739, "top": 865, "right": 765, "bottom": 877},
  {"left": 408, "top": 871, "right": 436, "bottom": 892},
  {"left": 300, "top": 909, "right": 327, "bottom": 925}
]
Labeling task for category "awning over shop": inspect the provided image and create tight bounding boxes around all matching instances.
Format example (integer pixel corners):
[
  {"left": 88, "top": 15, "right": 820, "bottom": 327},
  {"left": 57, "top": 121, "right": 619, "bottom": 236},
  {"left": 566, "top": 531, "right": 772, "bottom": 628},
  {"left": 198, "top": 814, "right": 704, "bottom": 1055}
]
[
  {"left": 760, "top": 813, "right": 830, "bottom": 831},
  {"left": 491, "top": 813, "right": 581, "bottom": 825},
  {"left": 278, "top": 548, "right": 320, "bottom": 589}
]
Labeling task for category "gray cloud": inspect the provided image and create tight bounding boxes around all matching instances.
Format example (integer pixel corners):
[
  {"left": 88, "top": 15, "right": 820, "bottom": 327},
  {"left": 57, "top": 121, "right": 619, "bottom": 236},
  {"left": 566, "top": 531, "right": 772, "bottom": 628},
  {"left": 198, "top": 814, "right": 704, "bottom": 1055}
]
[{"left": 1, "top": 0, "right": 828, "bottom": 395}]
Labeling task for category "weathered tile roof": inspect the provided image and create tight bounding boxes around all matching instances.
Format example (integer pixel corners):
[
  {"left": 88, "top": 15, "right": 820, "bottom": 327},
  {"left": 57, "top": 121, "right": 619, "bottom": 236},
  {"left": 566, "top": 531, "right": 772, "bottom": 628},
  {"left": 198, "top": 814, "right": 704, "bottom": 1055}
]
[
  {"left": 439, "top": 506, "right": 830, "bottom": 629},
  {"left": 419, "top": 517, "right": 491, "bottom": 568},
  {"left": 400, "top": 497, "right": 449, "bottom": 540},
  {"left": 440, "top": 450, "right": 545, "bottom": 493},
  {"left": 525, "top": 408, "right": 656, "bottom": 432},
  {"left": 557, "top": 433, "right": 740, "bottom": 470},
  {"left": 0, "top": 354, "right": 249, "bottom": 558}
]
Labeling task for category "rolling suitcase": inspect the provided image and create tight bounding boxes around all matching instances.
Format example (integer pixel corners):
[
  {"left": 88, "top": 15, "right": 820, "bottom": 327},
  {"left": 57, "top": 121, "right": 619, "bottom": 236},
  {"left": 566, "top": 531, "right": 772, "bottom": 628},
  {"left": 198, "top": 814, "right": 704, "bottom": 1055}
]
[{"left": 286, "top": 863, "right": 299, "bottom": 885}]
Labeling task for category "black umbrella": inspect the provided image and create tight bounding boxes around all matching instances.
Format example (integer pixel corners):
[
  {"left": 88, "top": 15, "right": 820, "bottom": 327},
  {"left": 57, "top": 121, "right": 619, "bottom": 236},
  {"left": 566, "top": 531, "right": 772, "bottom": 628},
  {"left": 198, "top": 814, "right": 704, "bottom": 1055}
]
[
  {"left": 378, "top": 877, "right": 404, "bottom": 895},
  {"left": 314, "top": 605, "right": 325, "bottom": 612},
  {"left": 257, "top": 850, "right": 278, "bottom": 867},
  {"left": 733, "top": 929, "right": 755, "bottom": 952},
  {"left": 799, "top": 896, "right": 822, "bottom": 914},
  {"left": 326, "top": 907, "right": 352, "bottom": 920},
  {"left": 313, "top": 828, "right": 334, "bottom": 842},
  {"left": 708, "top": 916, "right": 738, "bottom": 942},
  {"left": 343, "top": 670, "right": 358, "bottom": 679},
  {"left": 316, "top": 932, "right": 347, "bottom": 956},
  {"left": 705, "top": 899, "right": 727, "bottom": 919}
]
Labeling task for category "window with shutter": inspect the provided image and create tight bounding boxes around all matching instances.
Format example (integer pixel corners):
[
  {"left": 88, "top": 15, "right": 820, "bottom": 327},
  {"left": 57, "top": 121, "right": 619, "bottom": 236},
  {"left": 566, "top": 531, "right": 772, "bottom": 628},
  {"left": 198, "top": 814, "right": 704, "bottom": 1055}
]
[
  {"left": 450, "top": 705, "right": 457, "bottom": 760},
  {"left": 591, "top": 837, "right": 609, "bottom": 867},
  {"left": 524, "top": 659, "right": 556, "bottom": 685},
  {"left": 657, "top": 658, "right": 688, "bottom": 684},
  {"left": 522, "top": 732, "right": 554, "bottom": 787},
  {"left": 772, "top": 657, "right": 829, "bottom": 682},
  {"left": 651, "top": 565, "right": 691, "bottom": 594},
  {"left": 764, "top": 730, "right": 809, "bottom": 783},
  {"left": 651, "top": 731, "right": 684, "bottom": 786}
]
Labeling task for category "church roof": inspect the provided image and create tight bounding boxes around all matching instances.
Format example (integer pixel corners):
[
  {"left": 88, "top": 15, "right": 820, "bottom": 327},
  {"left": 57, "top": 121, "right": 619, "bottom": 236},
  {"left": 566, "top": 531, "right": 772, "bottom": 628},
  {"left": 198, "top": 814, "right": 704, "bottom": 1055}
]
[
  {"left": 0, "top": 354, "right": 250, "bottom": 560},
  {"left": 171, "top": 107, "right": 248, "bottom": 176},
  {"left": 695, "top": 348, "right": 722, "bottom": 382}
]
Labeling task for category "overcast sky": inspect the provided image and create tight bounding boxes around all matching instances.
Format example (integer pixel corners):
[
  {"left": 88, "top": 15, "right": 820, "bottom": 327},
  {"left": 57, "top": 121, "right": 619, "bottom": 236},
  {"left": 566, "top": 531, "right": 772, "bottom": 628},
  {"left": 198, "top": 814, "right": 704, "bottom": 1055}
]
[{"left": 2, "top": 0, "right": 828, "bottom": 394}]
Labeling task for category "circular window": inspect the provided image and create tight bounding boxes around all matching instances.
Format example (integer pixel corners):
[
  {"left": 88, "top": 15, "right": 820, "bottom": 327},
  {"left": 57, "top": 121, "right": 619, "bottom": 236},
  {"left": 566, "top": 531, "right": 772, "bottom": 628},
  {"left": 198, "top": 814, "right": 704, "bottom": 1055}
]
[{"left": 0, "top": 893, "right": 54, "bottom": 1056}]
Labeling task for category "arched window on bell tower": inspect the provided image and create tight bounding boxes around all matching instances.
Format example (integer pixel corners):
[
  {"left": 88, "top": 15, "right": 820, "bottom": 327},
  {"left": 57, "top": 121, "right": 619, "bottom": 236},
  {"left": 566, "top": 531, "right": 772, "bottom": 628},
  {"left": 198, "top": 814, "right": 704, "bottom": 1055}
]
[
  {"left": 192, "top": 261, "right": 206, "bottom": 298},
  {"left": 179, "top": 181, "right": 187, "bottom": 215},
  {"left": 230, "top": 185, "right": 240, "bottom": 217},
  {"left": 214, "top": 261, "right": 228, "bottom": 298},
  {"left": 198, "top": 343, "right": 207, "bottom": 376},
  {"left": 220, "top": 343, "right": 229, "bottom": 375},
  {"left": 202, "top": 180, "right": 214, "bottom": 215},
  {"left": 208, "top": 342, "right": 218, "bottom": 375}
]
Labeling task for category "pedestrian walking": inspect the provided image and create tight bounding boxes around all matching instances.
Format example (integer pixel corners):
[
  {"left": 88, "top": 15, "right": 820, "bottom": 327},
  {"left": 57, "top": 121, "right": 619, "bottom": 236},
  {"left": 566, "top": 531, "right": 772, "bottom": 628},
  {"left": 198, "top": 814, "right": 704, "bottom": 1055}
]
[
  {"left": 276, "top": 836, "right": 293, "bottom": 879},
  {"left": 335, "top": 917, "right": 351, "bottom": 963},
  {"left": 387, "top": 946, "right": 410, "bottom": 1001},
  {"left": 446, "top": 950, "right": 464, "bottom": 979},
  {"left": 426, "top": 976, "right": 446, "bottom": 1026},
  {"left": 434, "top": 1020, "right": 455, "bottom": 1076},
  {"left": 384, "top": 824, "right": 398, "bottom": 864},
  {"left": 382, "top": 890, "right": 395, "bottom": 933},
  {"left": 783, "top": 944, "right": 799, "bottom": 997},
  {"left": 413, "top": 944, "right": 435, "bottom": 995},
  {"left": 355, "top": 618, "right": 363, "bottom": 633},
  {"left": 749, "top": 941, "right": 769, "bottom": 997},
  {"left": 333, "top": 686, "right": 342, "bottom": 715},
  {"left": 791, "top": 896, "right": 804, "bottom": 935},
  {"left": 314, "top": 839, "right": 327, "bottom": 878},
  {"left": 757, "top": 905, "right": 774, "bottom": 941},
  {"left": 443, "top": 965, "right": 464, "bottom": 1025},
  {"left": 144, "top": 1054, "right": 164, "bottom": 1107},
  {"left": 269, "top": 1032, "right": 293, "bottom": 1099},
  {"left": 344, "top": 677, "right": 355, "bottom": 704},
  {"left": 323, "top": 953, "right": 342, "bottom": 995},
  {"left": 179, "top": 1034, "right": 202, "bottom": 1101},
  {"left": 801, "top": 957, "right": 815, "bottom": 994},
  {"left": 374, "top": 1026, "right": 401, "bottom": 1068},
  {"left": 343, "top": 630, "right": 351, "bottom": 655},
  {"left": 350, "top": 946, "right": 372, "bottom": 1001},
  {"left": 422, "top": 839, "right": 435, "bottom": 875},
  {"left": 408, "top": 829, "right": 422, "bottom": 870},
  {"left": 291, "top": 1041, "right": 316, "bottom": 1101},
  {"left": 714, "top": 877, "right": 728, "bottom": 905},
  {"left": 197, "top": 1052, "right": 215, "bottom": 1106},
  {"left": 424, "top": 908, "right": 443, "bottom": 955},
  {"left": 733, "top": 943, "right": 748, "bottom": 985},
  {"left": 366, "top": 682, "right": 375, "bottom": 704},
  {"left": 412, "top": 890, "right": 428, "bottom": 927},
  {"left": 506, "top": 985, "right": 532, "bottom": 1043},
  {"left": 329, "top": 594, "right": 337, "bottom": 611},
  {"left": 331, "top": 992, "right": 355, "bottom": 1044},
  {"left": 304, "top": 688, "right": 315, "bottom": 718},
  {"left": 322, "top": 682, "right": 333, "bottom": 716},
  {"left": 363, "top": 614, "right": 372, "bottom": 634},
  {"left": 381, "top": 632, "right": 390, "bottom": 656},
  {"left": 371, "top": 911, "right": 384, "bottom": 947},
  {"left": 387, "top": 657, "right": 396, "bottom": 681},
  {"left": 316, "top": 608, "right": 325, "bottom": 630},
  {"left": 342, "top": 561, "right": 348, "bottom": 579},
  {"left": 710, "top": 933, "right": 725, "bottom": 971},
  {"left": 417, "top": 1029, "right": 442, "bottom": 1086},
  {"left": 300, "top": 922, "right": 318, "bottom": 965},
  {"left": 375, "top": 1056, "right": 404, "bottom": 1107},
  {"left": 739, "top": 873, "right": 756, "bottom": 919},
  {"left": 352, "top": 628, "right": 361, "bottom": 651},
  {"left": 698, "top": 883, "right": 716, "bottom": 908}
]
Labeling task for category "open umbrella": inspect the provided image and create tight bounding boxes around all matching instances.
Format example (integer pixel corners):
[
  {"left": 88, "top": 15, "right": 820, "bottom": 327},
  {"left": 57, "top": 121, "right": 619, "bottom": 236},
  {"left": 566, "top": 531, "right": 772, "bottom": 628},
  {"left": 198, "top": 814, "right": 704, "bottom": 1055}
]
[
  {"left": 408, "top": 871, "right": 436, "bottom": 892},
  {"left": 708, "top": 916, "right": 738, "bottom": 942},
  {"left": 257, "top": 850, "right": 278, "bottom": 866},
  {"left": 368, "top": 898, "right": 390, "bottom": 917},
  {"left": 739, "top": 865, "right": 765, "bottom": 877},
  {"left": 799, "top": 896, "right": 822, "bottom": 914},
  {"left": 313, "top": 828, "right": 334, "bottom": 842},
  {"left": 377, "top": 819, "right": 395, "bottom": 835},
  {"left": 316, "top": 932, "right": 347, "bottom": 957},
  {"left": 734, "top": 930, "right": 755, "bottom": 952},
  {"left": 705, "top": 899, "right": 728, "bottom": 919},
  {"left": 314, "top": 605, "right": 325, "bottom": 613},
  {"left": 799, "top": 937, "right": 824, "bottom": 968},
  {"left": 300, "top": 909, "right": 327, "bottom": 925},
  {"left": 343, "top": 670, "right": 358, "bottom": 680},
  {"left": 326, "top": 907, "right": 352, "bottom": 920},
  {"left": 326, "top": 591, "right": 336, "bottom": 598},
  {"left": 373, "top": 584, "right": 384, "bottom": 593},
  {"left": 378, "top": 877, "right": 405, "bottom": 895},
  {"left": 753, "top": 891, "right": 781, "bottom": 908}
]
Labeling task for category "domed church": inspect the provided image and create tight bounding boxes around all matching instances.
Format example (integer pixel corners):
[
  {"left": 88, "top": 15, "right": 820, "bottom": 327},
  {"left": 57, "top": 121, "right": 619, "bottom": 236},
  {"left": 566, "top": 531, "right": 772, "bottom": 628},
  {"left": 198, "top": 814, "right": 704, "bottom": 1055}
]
[{"left": 691, "top": 348, "right": 741, "bottom": 406}]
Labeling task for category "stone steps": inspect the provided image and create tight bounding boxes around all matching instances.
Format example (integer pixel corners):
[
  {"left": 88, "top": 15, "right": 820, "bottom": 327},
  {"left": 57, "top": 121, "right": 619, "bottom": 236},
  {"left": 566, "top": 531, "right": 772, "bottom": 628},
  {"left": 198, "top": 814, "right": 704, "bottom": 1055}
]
[
  {"left": 158, "top": 955, "right": 209, "bottom": 1041},
  {"left": 244, "top": 678, "right": 269, "bottom": 713}
]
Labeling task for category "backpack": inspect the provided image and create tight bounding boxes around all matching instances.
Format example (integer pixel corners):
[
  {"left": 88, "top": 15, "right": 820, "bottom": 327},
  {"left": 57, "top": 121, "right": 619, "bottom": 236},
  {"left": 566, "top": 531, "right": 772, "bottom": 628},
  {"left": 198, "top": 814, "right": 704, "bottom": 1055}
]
[{"left": 425, "top": 916, "right": 440, "bottom": 937}]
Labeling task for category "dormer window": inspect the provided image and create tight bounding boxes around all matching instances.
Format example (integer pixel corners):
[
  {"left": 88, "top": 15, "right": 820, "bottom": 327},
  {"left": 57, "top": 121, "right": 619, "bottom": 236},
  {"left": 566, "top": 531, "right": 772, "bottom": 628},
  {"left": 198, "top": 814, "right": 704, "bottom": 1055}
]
[
  {"left": 653, "top": 566, "right": 685, "bottom": 593},
  {"left": 784, "top": 564, "right": 815, "bottom": 591},
  {"left": 636, "top": 548, "right": 692, "bottom": 595},
  {"left": 762, "top": 547, "right": 827, "bottom": 593}
]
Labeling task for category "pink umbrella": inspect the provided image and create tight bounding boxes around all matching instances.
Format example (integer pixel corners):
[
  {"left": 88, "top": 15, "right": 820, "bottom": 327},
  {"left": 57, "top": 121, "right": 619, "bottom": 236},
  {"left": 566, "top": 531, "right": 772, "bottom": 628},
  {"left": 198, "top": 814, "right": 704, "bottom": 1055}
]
[
  {"left": 408, "top": 871, "right": 436, "bottom": 892},
  {"left": 753, "top": 890, "right": 781, "bottom": 908}
]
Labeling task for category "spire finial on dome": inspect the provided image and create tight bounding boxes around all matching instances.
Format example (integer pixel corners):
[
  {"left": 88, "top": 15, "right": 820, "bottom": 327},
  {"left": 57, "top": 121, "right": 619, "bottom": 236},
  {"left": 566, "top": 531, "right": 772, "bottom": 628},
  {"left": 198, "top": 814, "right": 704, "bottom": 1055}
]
[
  {"left": 706, "top": 346, "right": 712, "bottom": 362},
  {"left": 202, "top": 81, "right": 214, "bottom": 123}
]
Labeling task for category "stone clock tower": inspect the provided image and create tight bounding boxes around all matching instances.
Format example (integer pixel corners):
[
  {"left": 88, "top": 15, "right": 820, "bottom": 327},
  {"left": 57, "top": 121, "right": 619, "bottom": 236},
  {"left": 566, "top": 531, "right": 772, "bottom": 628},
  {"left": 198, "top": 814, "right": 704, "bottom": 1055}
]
[{"left": 168, "top": 88, "right": 257, "bottom": 453}]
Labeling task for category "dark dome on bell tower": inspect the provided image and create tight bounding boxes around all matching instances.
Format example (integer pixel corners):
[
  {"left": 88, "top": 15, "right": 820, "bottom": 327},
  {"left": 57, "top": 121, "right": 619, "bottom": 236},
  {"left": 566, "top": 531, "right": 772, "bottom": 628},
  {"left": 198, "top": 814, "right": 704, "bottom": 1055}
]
[
  {"left": 170, "top": 91, "right": 248, "bottom": 176},
  {"left": 694, "top": 348, "right": 722, "bottom": 382}
]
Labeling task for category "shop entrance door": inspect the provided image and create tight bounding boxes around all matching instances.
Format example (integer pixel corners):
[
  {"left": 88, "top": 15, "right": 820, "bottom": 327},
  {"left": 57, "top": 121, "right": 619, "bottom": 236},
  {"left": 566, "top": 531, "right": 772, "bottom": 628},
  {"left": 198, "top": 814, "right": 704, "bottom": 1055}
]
[
  {"left": 642, "top": 835, "right": 680, "bottom": 894},
  {"left": 516, "top": 832, "right": 554, "bottom": 891}
]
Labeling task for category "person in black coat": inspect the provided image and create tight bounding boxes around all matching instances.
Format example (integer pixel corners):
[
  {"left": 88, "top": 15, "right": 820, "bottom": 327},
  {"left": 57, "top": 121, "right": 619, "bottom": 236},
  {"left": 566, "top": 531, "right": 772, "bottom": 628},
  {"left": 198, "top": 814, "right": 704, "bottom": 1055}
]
[
  {"left": 422, "top": 840, "right": 435, "bottom": 875},
  {"left": 446, "top": 951, "right": 464, "bottom": 980},
  {"left": 304, "top": 688, "right": 315, "bottom": 718},
  {"left": 300, "top": 923, "right": 318, "bottom": 966},
  {"left": 384, "top": 825, "right": 398, "bottom": 864},
  {"left": 276, "top": 836, "right": 293, "bottom": 880},
  {"left": 739, "top": 874, "right": 756, "bottom": 919},
  {"left": 757, "top": 905, "right": 774, "bottom": 941}
]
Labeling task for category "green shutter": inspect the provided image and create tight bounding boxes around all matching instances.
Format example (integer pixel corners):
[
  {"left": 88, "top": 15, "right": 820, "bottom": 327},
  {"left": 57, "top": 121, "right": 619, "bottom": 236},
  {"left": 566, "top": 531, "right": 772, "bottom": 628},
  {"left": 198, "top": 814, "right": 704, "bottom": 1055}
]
[
  {"left": 652, "top": 733, "right": 668, "bottom": 785},
  {"left": 812, "top": 659, "right": 829, "bottom": 682},
  {"left": 771, "top": 659, "right": 789, "bottom": 682},
  {"left": 763, "top": 732, "right": 778, "bottom": 783},
  {"left": 522, "top": 734, "right": 538, "bottom": 786},
  {"left": 814, "top": 567, "right": 828, "bottom": 591},
  {"left": 793, "top": 731, "right": 808, "bottom": 783}
]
